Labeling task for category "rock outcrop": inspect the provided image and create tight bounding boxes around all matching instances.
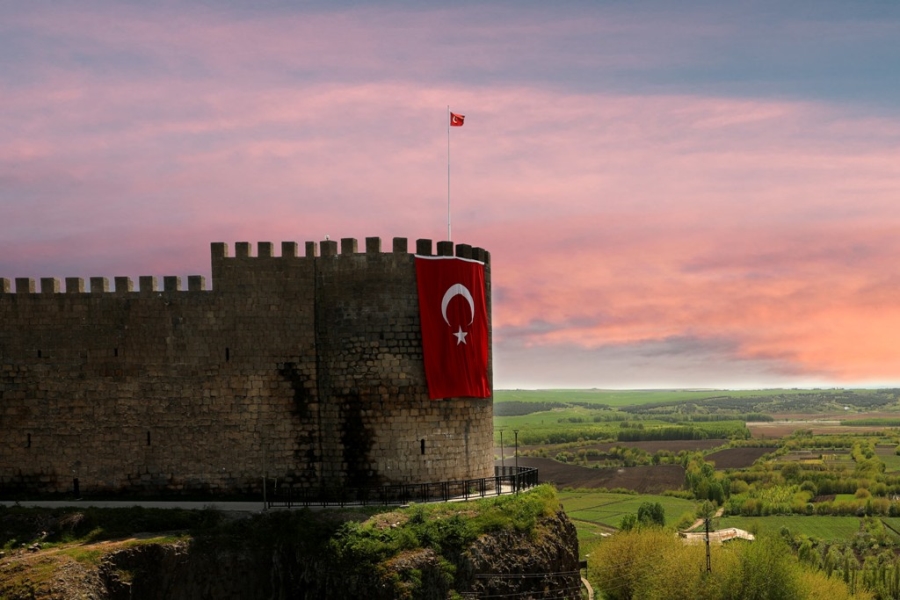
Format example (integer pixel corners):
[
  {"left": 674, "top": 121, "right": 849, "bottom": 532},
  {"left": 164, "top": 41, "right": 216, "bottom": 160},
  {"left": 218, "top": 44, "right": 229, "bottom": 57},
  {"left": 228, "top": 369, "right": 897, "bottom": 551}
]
[
  {"left": 94, "top": 510, "right": 580, "bottom": 599},
  {"left": 461, "top": 510, "right": 580, "bottom": 598}
]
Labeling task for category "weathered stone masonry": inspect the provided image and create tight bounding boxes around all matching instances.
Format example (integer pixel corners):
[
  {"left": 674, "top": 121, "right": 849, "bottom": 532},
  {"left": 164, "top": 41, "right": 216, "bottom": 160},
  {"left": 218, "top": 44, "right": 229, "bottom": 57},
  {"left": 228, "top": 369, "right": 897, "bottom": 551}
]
[{"left": 0, "top": 237, "right": 493, "bottom": 495}]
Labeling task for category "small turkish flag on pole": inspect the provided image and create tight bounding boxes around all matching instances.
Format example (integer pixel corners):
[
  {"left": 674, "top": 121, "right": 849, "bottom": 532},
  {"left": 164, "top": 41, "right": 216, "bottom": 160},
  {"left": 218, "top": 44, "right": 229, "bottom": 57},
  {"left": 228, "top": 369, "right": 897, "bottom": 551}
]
[
  {"left": 416, "top": 256, "right": 489, "bottom": 399},
  {"left": 447, "top": 108, "right": 465, "bottom": 241}
]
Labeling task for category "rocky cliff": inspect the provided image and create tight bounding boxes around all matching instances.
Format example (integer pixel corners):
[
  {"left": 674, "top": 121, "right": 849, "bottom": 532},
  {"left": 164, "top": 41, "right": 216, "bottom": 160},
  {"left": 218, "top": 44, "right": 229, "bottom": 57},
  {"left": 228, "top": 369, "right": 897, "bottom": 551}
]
[
  {"left": 95, "top": 509, "right": 579, "bottom": 599},
  {"left": 0, "top": 487, "right": 581, "bottom": 599}
]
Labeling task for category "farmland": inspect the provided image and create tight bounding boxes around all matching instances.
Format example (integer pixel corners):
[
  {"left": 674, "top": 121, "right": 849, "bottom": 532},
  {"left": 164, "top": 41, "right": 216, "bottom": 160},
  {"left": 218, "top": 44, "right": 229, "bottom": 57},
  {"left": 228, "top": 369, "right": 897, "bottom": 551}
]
[
  {"left": 715, "top": 515, "right": 864, "bottom": 542},
  {"left": 512, "top": 456, "right": 685, "bottom": 494},
  {"left": 494, "top": 387, "right": 900, "bottom": 599},
  {"left": 494, "top": 388, "right": 834, "bottom": 408},
  {"left": 705, "top": 446, "right": 772, "bottom": 469},
  {"left": 558, "top": 489, "right": 697, "bottom": 540}
]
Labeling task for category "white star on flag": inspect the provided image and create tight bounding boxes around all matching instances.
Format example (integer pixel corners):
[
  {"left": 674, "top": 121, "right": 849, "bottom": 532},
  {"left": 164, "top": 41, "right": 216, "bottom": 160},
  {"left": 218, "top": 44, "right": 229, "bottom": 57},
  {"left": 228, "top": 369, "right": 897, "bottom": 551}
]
[{"left": 453, "top": 326, "right": 468, "bottom": 345}]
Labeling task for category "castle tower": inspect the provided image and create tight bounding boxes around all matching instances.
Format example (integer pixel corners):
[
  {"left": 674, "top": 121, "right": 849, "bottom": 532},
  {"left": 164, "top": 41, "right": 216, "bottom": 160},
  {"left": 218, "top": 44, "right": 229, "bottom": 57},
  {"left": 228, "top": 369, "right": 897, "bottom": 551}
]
[{"left": 0, "top": 237, "right": 493, "bottom": 496}]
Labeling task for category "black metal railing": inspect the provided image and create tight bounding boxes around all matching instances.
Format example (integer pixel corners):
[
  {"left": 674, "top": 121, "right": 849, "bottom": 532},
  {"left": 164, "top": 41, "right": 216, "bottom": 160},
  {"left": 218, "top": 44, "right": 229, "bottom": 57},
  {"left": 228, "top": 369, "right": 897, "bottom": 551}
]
[{"left": 266, "top": 466, "right": 538, "bottom": 509}]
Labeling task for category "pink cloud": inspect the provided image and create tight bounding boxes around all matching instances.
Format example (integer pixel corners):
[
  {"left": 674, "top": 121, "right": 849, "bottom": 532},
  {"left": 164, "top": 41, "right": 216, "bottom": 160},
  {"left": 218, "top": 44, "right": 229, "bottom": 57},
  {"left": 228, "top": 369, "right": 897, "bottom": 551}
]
[{"left": 484, "top": 211, "right": 900, "bottom": 383}]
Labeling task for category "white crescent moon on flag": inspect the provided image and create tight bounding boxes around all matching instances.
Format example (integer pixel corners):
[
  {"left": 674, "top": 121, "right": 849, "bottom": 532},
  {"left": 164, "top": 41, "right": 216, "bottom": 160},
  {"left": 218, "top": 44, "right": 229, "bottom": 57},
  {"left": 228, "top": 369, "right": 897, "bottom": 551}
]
[{"left": 441, "top": 284, "right": 475, "bottom": 326}]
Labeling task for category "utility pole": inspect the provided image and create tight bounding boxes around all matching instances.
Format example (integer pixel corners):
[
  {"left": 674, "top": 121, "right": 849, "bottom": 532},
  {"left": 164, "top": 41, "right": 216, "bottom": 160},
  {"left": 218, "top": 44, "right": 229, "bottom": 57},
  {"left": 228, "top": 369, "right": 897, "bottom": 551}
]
[
  {"left": 513, "top": 429, "right": 519, "bottom": 493},
  {"left": 705, "top": 515, "right": 711, "bottom": 573},
  {"left": 697, "top": 500, "right": 714, "bottom": 574}
]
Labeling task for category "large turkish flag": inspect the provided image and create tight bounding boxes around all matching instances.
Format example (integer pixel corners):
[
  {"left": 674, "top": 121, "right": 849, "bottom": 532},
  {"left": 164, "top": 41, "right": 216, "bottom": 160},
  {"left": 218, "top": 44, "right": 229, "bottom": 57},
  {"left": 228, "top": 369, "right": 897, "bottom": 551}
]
[{"left": 415, "top": 256, "right": 490, "bottom": 399}]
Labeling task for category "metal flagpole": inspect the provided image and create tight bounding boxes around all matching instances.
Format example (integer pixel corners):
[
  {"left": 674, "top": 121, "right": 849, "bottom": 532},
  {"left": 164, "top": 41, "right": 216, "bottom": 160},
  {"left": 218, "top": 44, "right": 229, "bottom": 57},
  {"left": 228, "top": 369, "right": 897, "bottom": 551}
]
[{"left": 447, "top": 105, "right": 451, "bottom": 242}]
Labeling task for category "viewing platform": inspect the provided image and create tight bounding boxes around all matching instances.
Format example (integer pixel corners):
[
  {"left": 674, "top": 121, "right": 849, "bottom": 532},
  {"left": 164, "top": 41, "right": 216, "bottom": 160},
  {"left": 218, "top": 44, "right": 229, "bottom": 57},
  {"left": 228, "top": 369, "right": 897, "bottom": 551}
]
[{"left": 265, "top": 466, "right": 539, "bottom": 509}]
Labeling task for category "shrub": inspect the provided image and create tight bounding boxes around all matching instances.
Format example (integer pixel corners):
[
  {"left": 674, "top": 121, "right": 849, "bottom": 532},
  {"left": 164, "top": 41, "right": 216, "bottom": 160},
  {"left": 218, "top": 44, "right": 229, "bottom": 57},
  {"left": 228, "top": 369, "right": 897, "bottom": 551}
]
[
  {"left": 675, "top": 511, "right": 696, "bottom": 531},
  {"left": 637, "top": 502, "right": 666, "bottom": 528}
]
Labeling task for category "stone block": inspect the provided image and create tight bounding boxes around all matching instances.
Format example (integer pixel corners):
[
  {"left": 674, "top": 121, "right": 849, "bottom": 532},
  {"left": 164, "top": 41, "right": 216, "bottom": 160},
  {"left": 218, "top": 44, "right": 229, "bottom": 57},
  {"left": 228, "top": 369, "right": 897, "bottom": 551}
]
[{"left": 40, "top": 278, "right": 60, "bottom": 294}]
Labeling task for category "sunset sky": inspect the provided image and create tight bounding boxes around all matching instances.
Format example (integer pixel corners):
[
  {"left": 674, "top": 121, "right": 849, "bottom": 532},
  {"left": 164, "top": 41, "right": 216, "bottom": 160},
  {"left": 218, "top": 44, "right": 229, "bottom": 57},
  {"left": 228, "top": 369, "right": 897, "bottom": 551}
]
[{"left": 2, "top": 1, "right": 899, "bottom": 389}]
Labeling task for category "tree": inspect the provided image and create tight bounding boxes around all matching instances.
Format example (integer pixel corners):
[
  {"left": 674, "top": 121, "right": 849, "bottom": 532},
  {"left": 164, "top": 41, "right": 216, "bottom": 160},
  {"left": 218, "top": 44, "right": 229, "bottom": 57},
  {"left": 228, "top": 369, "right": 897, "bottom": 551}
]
[
  {"left": 637, "top": 501, "right": 666, "bottom": 528},
  {"left": 684, "top": 454, "right": 727, "bottom": 502},
  {"left": 697, "top": 500, "right": 717, "bottom": 520},
  {"left": 619, "top": 513, "right": 638, "bottom": 531},
  {"left": 589, "top": 528, "right": 679, "bottom": 600},
  {"left": 781, "top": 462, "right": 801, "bottom": 482},
  {"left": 725, "top": 536, "right": 803, "bottom": 600}
]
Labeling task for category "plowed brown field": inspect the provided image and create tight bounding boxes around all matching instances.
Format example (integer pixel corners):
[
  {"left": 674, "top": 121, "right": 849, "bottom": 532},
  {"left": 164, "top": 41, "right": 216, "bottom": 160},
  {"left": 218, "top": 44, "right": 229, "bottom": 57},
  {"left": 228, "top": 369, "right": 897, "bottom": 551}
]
[
  {"left": 705, "top": 447, "right": 771, "bottom": 469},
  {"left": 747, "top": 420, "right": 889, "bottom": 438},
  {"left": 505, "top": 457, "right": 685, "bottom": 494},
  {"left": 586, "top": 439, "right": 728, "bottom": 453}
]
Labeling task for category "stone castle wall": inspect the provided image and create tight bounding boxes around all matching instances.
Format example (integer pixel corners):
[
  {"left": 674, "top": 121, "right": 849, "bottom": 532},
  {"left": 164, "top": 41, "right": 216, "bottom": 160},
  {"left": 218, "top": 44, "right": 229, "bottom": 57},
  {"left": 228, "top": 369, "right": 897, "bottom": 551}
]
[{"left": 0, "top": 237, "right": 493, "bottom": 495}]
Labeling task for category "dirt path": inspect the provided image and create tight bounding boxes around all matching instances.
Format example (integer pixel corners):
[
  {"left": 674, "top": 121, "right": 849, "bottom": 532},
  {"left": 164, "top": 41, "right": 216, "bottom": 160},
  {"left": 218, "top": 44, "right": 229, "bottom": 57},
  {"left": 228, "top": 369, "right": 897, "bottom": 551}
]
[{"left": 683, "top": 507, "right": 724, "bottom": 532}]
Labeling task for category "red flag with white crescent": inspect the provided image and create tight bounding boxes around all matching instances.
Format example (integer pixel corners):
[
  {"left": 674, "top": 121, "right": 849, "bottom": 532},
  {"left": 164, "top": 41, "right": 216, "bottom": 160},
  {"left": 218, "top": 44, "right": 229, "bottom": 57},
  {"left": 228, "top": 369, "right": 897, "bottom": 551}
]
[
  {"left": 450, "top": 112, "right": 465, "bottom": 127},
  {"left": 415, "top": 256, "right": 489, "bottom": 399}
]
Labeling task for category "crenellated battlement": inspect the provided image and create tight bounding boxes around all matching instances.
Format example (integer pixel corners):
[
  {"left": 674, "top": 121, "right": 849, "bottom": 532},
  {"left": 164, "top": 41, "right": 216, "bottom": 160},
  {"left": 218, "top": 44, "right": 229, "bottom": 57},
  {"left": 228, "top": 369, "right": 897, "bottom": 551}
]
[
  {"left": 1, "top": 275, "right": 210, "bottom": 295},
  {"left": 210, "top": 236, "right": 490, "bottom": 261},
  {"left": 0, "top": 237, "right": 490, "bottom": 296}
]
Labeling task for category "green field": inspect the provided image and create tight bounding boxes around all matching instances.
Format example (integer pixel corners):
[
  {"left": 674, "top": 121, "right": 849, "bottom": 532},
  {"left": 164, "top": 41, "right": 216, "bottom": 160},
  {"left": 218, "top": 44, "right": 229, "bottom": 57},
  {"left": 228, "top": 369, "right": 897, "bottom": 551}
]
[
  {"left": 495, "top": 409, "right": 665, "bottom": 432},
  {"left": 493, "top": 412, "right": 746, "bottom": 445},
  {"left": 716, "top": 515, "right": 862, "bottom": 541},
  {"left": 558, "top": 489, "right": 697, "bottom": 547},
  {"left": 841, "top": 418, "right": 900, "bottom": 427},
  {"left": 876, "top": 447, "right": 900, "bottom": 473},
  {"left": 879, "top": 517, "right": 900, "bottom": 535},
  {"left": 494, "top": 388, "right": 825, "bottom": 408},
  {"left": 495, "top": 406, "right": 602, "bottom": 427},
  {"left": 833, "top": 494, "right": 859, "bottom": 502}
]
